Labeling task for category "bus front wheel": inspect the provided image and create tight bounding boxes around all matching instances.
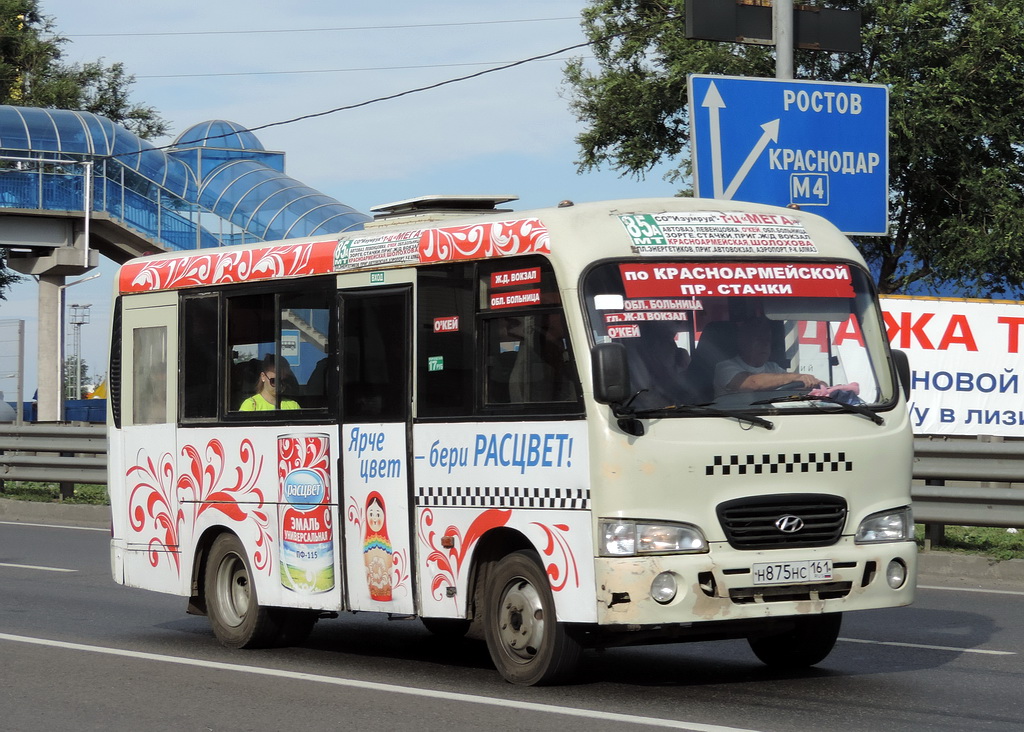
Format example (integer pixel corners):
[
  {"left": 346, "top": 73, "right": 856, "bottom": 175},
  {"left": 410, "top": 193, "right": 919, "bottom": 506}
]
[
  {"left": 747, "top": 613, "right": 842, "bottom": 669},
  {"left": 204, "top": 533, "right": 281, "bottom": 649},
  {"left": 483, "top": 550, "right": 582, "bottom": 685}
]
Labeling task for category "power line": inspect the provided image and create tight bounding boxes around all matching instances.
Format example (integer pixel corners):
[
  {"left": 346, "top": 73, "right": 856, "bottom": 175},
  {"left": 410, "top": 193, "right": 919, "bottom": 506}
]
[
  {"left": 135, "top": 57, "right": 578, "bottom": 80},
  {"left": 108, "top": 16, "right": 676, "bottom": 159},
  {"left": 47, "top": 16, "right": 579, "bottom": 40}
]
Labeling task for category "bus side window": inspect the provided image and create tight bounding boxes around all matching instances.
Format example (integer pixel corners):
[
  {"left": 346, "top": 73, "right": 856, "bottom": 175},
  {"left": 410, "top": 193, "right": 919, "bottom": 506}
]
[
  {"left": 342, "top": 290, "right": 409, "bottom": 422},
  {"left": 225, "top": 292, "right": 276, "bottom": 412},
  {"left": 417, "top": 264, "right": 475, "bottom": 418},
  {"left": 133, "top": 326, "right": 167, "bottom": 425},
  {"left": 486, "top": 312, "right": 577, "bottom": 405},
  {"left": 180, "top": 294, "right": 219, "bottom": 420},
  {"left": 483, "top": 316, "right": 520, "bottom": 404},
  {"left": 280, "top": 290, "right": 333, "bottom": 409}
]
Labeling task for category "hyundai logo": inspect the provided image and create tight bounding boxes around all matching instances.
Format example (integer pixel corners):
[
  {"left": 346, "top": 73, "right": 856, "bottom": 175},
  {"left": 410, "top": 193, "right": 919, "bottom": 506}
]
[{"left": 775, "top": 515, "right": 805, "bottom": 533}]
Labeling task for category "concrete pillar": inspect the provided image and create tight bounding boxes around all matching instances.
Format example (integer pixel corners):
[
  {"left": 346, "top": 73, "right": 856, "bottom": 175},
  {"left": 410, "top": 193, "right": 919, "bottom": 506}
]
[
  {"left": 4, "top": 217, "right": 98, "bottom": 423},
  {"left": 36, "top": 275, "right": 63, "bottom": 422}
]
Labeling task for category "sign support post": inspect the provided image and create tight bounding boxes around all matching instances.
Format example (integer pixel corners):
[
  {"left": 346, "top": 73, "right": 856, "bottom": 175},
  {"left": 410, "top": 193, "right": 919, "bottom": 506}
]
[{"left": 774, "top": 0, "right": 794, "bottom": 80}]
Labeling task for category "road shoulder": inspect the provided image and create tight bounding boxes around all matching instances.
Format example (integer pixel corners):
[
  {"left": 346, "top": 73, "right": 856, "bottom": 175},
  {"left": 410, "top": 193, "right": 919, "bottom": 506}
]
[{"left": 0, "top": 497, "right": 109, "bottom": 529}]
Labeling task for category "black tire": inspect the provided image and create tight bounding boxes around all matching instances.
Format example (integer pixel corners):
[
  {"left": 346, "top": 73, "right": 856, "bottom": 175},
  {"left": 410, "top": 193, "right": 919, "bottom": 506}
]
[
  {"left": 421, "top": 617, "right": 472, "bottom": 639},
  {"left": 748, "top": 613, "right": 842, "bottom": 669},
  {"left": 204, "top": 533, "right": 281, "bottom": 649},
  {"left": 483, "top": 550, "right": 582, "bottom": 685}
]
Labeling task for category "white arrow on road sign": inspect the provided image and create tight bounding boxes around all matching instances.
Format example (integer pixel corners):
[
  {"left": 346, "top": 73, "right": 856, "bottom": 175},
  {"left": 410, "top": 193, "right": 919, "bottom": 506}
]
[
  {"left": 724, "top": 119, "right": 779, "bottom": 199},
  {"left": 701, "top": 82, "right": 727, "bottom": 198},
  {"left": 701, "top": 81, "right": 779, "bottom": 201}
]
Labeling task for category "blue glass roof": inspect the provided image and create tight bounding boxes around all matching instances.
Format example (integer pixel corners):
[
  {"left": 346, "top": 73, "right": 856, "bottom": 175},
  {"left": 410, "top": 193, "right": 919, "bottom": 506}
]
[
  {"left": 0, "top": 105, "right": 370, "bottom": 250},
  {"left": 173, "top": 120, "right": 266, "bottom": 151},
  {"left": 0, "top": 105, "right": 197, "bottom": 200},
  {"left": 198, "top": 159, "right": 367, "bottom": 239}
]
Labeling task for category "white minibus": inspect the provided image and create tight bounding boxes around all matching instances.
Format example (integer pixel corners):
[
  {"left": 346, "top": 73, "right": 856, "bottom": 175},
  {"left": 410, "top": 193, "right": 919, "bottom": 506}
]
[{"left": 108, "top": 196, "right": 915, "bottom": 685}]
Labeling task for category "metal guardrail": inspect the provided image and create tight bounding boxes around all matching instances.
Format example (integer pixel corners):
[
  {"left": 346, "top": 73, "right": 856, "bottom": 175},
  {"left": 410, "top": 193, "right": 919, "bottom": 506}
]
[
  {"left": 911, "top": 437, "right": 1024, "bottom": 528},
  {"left": 0, "top": 424, "right": 107, "bottom": 485},
  {"left": 1, "top": 426, "right": 1022, "bottom": 528}
]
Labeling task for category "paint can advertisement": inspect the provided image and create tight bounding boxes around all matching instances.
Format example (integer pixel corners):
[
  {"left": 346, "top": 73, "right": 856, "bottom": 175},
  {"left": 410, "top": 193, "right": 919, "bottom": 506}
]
[{"left": 278, "top": 433, "right": 335, "bottom": 593}]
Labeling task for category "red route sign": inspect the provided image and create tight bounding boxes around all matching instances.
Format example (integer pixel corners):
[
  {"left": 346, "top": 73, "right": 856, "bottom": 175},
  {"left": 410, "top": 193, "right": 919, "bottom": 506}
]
[{"left": 619, "top": 262, "right": 854, "bottom": 298}]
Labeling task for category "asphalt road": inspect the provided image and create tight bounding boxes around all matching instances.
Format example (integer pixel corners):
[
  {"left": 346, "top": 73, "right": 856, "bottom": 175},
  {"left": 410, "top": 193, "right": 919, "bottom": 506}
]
[{"left": 1, "top": 514, "right": 1022, "bottom": 732}]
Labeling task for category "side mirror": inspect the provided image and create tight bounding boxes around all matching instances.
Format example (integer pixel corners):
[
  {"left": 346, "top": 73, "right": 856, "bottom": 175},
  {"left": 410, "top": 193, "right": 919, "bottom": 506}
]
[
  {"left": 592, "top": 341, "right": 630, "bottom": 405},
  {"left": 891, "top": 348, "right": 911, "bottom": 401}
]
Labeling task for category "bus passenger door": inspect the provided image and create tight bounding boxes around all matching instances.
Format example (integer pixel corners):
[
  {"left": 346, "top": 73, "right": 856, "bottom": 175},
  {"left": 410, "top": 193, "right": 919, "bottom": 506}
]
[
  {"left": 113, "top": 293, "right": 181, "bottom": 591},
  {"left": 338, "top": 286, "right": 415, "bottom": 614}
]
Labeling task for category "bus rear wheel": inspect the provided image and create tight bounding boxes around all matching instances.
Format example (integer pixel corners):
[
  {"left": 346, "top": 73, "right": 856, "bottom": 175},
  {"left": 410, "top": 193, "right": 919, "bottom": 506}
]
[
  {"left": 204, "top": 533, "right": 281, "bottom": 649},
  {"left": 747, "top": 613, "right": 842, "bottom": 669},
  {"left": 483, "top": 550, "right": 582, "bottom": 685}
]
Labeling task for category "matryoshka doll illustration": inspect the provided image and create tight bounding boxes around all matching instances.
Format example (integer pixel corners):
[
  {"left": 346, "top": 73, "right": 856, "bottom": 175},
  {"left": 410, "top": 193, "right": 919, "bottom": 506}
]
[{"left": 363, "top": 492, "right": 393, "bottom": 601}]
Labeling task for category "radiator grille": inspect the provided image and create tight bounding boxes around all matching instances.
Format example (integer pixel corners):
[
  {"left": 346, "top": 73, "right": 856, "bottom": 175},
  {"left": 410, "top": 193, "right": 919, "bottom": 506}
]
[{"left": 717, "top": 493, "right": 847, "bottom": 549}]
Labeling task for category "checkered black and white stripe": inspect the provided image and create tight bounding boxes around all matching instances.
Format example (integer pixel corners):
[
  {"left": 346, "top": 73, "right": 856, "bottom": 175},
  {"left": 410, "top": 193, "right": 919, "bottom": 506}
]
[
  {"left": 706, "top": 452, "right": 853, "bottom": 476},
  {"left": 416, "top": 485, "right": 590, "bottom": 510}
]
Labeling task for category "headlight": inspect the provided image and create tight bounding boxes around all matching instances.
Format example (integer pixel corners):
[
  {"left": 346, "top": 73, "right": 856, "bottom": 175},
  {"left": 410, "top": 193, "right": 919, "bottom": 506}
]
[
  {"left": 855, "top": 506, "right": 913, "bottom": 543},
  {"left": 600, "top": 520, "right": 708, "bottom": 556}
]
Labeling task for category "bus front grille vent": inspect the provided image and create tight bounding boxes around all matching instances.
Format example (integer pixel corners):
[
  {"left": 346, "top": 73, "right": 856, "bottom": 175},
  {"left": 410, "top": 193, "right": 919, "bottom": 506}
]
[
  {"left": 729, "top": 582, "right": 852, "bottom": 604},
  {"left": 716, "top": 494, "right": 847, "bottom": 550}
]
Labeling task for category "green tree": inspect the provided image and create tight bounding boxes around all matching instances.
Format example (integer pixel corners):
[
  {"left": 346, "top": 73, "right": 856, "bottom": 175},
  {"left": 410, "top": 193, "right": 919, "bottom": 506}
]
[
  {"left": 565, "top": 0, "right": 1024, "bottom": 296},
  {"left": 0, "top": 0, "right": 169, "bottom": 298},
  {"left": 0, "top": 0, "right": 168, "bottom": 136}
]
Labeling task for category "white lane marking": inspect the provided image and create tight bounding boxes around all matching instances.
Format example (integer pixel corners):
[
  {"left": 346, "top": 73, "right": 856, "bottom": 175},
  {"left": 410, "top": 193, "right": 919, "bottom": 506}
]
[
  {"left": 839, "top": 637, "right": 1015, "bottom": 656},
  {"left": 0, "top": 520, "right": 107, "bottom": 533},
  {"left": 0, "top": 632, "right": 762, "bottom": 732},
  {"left": 0, "top": 562, "right": 76, "bottom": 573},
  {"left": 919, "top": 584, "right": 1024, "bottom": 597}
]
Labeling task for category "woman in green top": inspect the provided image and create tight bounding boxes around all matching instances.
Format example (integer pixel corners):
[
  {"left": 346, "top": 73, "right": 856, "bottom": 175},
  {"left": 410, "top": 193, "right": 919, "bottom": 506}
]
[{"left": 239, "top": 354, "right": 300, "bottom": 411}]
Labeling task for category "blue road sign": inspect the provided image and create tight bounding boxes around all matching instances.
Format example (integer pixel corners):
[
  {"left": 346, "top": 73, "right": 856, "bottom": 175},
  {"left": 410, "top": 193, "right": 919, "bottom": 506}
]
[{"left": 688, "top": 75, "right": 889, "bottom": 236}]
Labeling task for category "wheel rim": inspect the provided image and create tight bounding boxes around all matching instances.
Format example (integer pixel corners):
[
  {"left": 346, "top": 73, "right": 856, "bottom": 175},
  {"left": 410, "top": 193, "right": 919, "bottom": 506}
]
[
  {"left": 496, "top": 576, "right": 546, "bottom": 663},
  {"left": 215, "top": 552, "right": 250, "bottom": 628}
]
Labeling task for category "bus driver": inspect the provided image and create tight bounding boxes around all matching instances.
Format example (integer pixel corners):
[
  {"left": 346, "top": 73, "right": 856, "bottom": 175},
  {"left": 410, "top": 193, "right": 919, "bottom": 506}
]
[{"left": 713, "top": 318, "right": 824, "bottom": 395}]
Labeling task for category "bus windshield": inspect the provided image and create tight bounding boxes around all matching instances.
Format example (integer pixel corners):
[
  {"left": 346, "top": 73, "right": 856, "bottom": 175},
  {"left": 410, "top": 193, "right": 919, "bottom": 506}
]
[{"left": 583, "top": 260, "right": 896, "bottom": 414}]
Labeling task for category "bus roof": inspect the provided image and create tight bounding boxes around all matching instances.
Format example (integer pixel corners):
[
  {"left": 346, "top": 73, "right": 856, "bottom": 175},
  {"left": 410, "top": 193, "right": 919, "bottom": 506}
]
[{"left": 117, "top": 197, "right": 866, "bottom": 295}]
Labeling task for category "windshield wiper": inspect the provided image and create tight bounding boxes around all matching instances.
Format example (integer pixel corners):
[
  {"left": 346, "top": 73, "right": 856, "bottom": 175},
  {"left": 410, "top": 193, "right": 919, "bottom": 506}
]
[
  {"left": 629, "top": 402, "right": 774, "bottom": 430},
  {"left": 750, "top": 394, "right": 884, "bottom": 425}
]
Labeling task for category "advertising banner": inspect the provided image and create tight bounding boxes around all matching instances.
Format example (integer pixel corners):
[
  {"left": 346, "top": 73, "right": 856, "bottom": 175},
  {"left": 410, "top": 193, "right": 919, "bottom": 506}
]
[{"left": 880, "top": 296, "right": 1024, "bottom": 436}]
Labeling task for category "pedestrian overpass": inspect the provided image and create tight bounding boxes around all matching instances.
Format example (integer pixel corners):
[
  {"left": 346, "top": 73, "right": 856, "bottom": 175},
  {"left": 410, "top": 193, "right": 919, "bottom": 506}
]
[{"left": 0, "top": 105, "right": 371, "bottom": 421}]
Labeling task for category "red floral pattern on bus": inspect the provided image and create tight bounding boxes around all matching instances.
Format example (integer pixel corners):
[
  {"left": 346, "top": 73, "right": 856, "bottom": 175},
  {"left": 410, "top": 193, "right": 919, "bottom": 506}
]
[
  {"left": 119, "top": 241, "right": 335, "bottom": 293},
  {"left": 530, "top": 522, "right": 580, "bottom": 591},
  {"left": 126, "top": 438, "right": 272, "bottom": 576},
  {"left": 418, "top": 218, "right": 549, "bottom": 263},
  {"left": 177, "top": 438, "right": 272, "bottom": 572},
  {"left": 417, "top": 508, "right": 512, "bottom": 602},
  {"left": 127, "top": 449, "right": 182, "bottom": 572},
  {"left": 277, "top": 433, "right": 329, "bottom": 482},
  {"left": 119, "top": 219, "right": 551, "bottom": 293}
]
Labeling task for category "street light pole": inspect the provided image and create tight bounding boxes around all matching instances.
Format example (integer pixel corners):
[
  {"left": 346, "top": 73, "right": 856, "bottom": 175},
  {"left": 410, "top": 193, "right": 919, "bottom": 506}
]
[{"left": 57, "top": 273, "right": 100, "bottom": 421}]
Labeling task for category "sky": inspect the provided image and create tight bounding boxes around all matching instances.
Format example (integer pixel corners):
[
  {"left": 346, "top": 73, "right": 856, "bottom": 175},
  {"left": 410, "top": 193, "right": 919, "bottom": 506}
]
[{"left": 0, "top": 0, "right": 681, "bottom": 396}]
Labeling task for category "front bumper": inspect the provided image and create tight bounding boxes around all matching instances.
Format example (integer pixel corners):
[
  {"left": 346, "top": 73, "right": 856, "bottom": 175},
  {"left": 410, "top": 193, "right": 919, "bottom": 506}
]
[{"left": 594, "top": 538, "right": 916, "bottom": 627}]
